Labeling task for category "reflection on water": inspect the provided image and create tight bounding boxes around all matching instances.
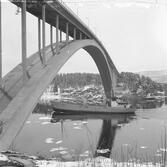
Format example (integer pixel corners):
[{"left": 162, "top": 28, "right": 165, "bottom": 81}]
[{"left": 11, "top": 101, "right": 167, "bottom": 163}]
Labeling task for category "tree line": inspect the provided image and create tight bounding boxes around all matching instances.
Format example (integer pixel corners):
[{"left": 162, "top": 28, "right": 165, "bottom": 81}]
[
  {"left": 53, "top": 72, "right": 163, "bottom": 95},
  {"left": 118, "top": 72, "right": 163, "bottom": 95},
  {"left": 53, "top": 73, "right": 102, "bottom": 88}
]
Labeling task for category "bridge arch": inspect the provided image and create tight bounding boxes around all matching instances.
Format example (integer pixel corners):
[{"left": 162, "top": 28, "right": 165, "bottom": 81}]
[
  {"left": 57, "top": 40, "right": 113, "bottom": 99},
  {"left": 0, "top": 39, "right": 115, "bottom": 150}
]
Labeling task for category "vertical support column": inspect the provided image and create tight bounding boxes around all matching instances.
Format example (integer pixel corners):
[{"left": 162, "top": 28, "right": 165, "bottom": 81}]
[
  {"left": 60, "top": 30, "right": 62, "bottom": 42},
  {"left": 56, "top": 15, "right": 59, "bottom": 54},
  {"left": 0, "top": 0, "right": 2, "bottom": 84},
  {"left": 21, "top": 0, "right": 28, "bottom": 84},
  {"left": 42, "top": 2, "right": 46, "bottom": 65},
  {"left": 73, "top": 27, "right": 76, "bottom": 40},
  {"left": 80, "top": 32, "right": 82, "bottom": 40},
  {"left": 50, "top": 25, "right": 54, "bottom": 53},
  {"left": 66, "top": 22, "right": 69, "bottom": 45},
  {"left": 38, "top": 17, "right": 43, "bottom": 62}
]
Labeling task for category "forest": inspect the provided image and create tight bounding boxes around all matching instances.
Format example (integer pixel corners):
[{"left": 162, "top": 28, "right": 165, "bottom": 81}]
[{"left": 53, "top": 72, "right": 163, "bottom": 95}]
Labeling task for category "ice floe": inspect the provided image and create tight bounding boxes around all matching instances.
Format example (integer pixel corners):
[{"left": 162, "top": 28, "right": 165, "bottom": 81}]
[
  {"left": 41, "top": 122, "right": 50, "bottom": 125},
  {"left": 73, "top": 126, "right": 82, "bottom": 130},
  {"left": 39, "top": 117, "right": 50, "bottom": 120},
  {"left": 50, "top": 147, "right": 67, "bottom": 152},
  {"left": 60, "top": 151, "right": 68, "bottom": 155},
  {"left": 159, "top": 148, "right": 167, "bottom": 152},
  {"left": 45, "top": 138, "right": 54, "bottom": 144},
  {"left": 97, "top": 149, "right": 110, "bottom": 154},
  {"left": 56, "top": 140, "right": 62, "bottom": 144},
  {"left": 82, "top": 121, "right": 88, "bottom": 124},
  {"left": 140, "top": 146, "right": 147, "bottom": 149}
]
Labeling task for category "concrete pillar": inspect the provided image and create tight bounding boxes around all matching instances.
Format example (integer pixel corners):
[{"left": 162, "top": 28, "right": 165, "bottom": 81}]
[
  {"left": 50, "top": 25, "right": 54, "bottom": 53},
  {"left": 60, "top": 30, "right": 62, "bottom": 42},
  {"left": 56, "top": 15, "right": 59, "bottom": 53},
  {"left": 66, "top": 22, "right": 69, "bottom": 45},
  {"left": 42, "top": 2, "right": 46, "bottom": 65},
  {"left": 38, "top": 17, "right": 43, "bottom": 63},
  {"left": 0, "top": 0, "right": 2, "bottom": 84},
  {"left": 80, "top": 32, "right": 82, "bottom": 40},
  {"left": 21, "top": 0, "right": 28, "bottom": 85},
  {"left": 73, "top": 27, "right": 76, "bottom": 40}
]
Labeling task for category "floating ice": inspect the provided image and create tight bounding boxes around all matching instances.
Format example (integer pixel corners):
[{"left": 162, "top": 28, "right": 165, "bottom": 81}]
[
  {"left": 84, "top": 150, "right": 89, "bottom": 154},
  {"left": 39, "top": 117, "right": 50, "bottom": 120},
  {"left": 117, "top": 124, "right": 123, "bottom": 127},
  {"left": 97, "top": 149, "right": 110, "bottom": 154},
  {"left": 82, "top": 121, "right": 88, "bottom": 124},
  {"left": 60, "top": 151, "right": 68, "bottom": 155},
  {"left": 160, "top": 148, "right": 167, "bottom": 152},
  {"left": 26, "top": 121, "right": 31, "bottom": 124},
  {"left": 56, "top": 140, "right": 62, "bottom": 144},
  {"left": 45, "top": 138, "right": 54, "bottom": 144},
  {"left": 140, "top": 146, "right": 147, "bottom": 149},
  {"left": 73, "top": 122, "right": 82, "bottom": 126},
  {"left": 50, "top": 147, "right": 67, "bottom": 152},
  {"left": 41, "top": 122, "right": 50, "bottom": 125},
  {"left": 73, "top": 126, "right": 82, "bottom": 130}
]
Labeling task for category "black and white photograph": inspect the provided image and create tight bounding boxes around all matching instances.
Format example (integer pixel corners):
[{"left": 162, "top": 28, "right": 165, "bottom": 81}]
[{"left": 0, "top": 0, "right": 167, "bottom": 166}]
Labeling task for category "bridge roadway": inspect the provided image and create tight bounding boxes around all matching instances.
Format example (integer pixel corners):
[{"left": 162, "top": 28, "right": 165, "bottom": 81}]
[{"left": 0, "top": 0, "right": 119, "bottom": 151}]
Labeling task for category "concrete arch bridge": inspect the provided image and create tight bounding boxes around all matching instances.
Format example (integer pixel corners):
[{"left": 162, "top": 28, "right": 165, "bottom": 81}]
[{"left": 0, "top": 0, "right": 119, "bottom": 151}]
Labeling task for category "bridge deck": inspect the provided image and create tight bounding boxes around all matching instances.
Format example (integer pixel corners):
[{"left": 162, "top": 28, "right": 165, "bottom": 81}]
[{"left": 11, "top": 0, "right": 91, "bottom": 39}]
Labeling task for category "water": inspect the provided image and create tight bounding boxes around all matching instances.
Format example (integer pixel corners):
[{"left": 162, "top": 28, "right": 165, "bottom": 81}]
[{"left": 10, "top": 100, "right": 167, "bottom": 163}]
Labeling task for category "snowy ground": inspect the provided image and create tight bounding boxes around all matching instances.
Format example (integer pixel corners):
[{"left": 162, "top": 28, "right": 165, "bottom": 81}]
[{"left": 0, "top": 153, "right": 164, "bottom": 167}]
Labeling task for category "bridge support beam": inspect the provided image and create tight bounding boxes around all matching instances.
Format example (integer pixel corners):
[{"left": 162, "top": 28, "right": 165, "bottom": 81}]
[
  {"left": 38, "top": 18, "right": 43, "bottom": 63},
  {"left": 0, "top": 0, "right": 2, "bottom": 84},
  {"left": 42, "top": 3, "right": 46, "bottom": 65},
  {"left": 66, "top": 22, "right": 69, "bottom": 45},
  {"left": 73, "top": 27, "right": 76, "bottom": 40},
  {"left": 50, "top": 25, "right": 54, "bottom": 53},
  {"left": 21, "top": 0, "right": 28, "bottom": 85},
  {"left": 56, "top": 15, "right": 59, "bottom": 54},
  {"left": 80, "top": 32, "right": 82, "bottom": 40},
  {"left": 60, "top": 30, "right": 62, "bottom": 42}
]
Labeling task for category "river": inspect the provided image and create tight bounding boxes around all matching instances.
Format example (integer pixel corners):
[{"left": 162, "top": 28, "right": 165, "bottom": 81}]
[{"left": 10, "top": 98, "right": 167, "bottom": 165}]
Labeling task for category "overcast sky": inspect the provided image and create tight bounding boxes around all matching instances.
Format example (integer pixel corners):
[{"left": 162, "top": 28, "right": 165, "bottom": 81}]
[{"left": 1, "top": 0, "right": 167, "bottom": 75}]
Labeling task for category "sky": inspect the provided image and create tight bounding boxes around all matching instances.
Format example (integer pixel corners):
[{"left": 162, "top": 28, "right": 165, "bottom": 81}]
[{"left": 1, "top": 0, "right": 167, "bottom": 76}]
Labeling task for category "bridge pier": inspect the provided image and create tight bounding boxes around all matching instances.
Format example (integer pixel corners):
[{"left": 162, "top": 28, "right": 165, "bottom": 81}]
[
  {"left": 80, "top": 32, "right": 82, "bottom": 40},
  {"left": 66, "top": 22, "right": 69, "bottom": 45},
  {"left": 50, "top": 25, "right": 54, "bottom": 53},
  {"left": 21, "top": 0, "right": 28, "bottom": 84},
  {"left": 42, "top": 2, "right": 46, "bottom": 65},
  {"left": 73, "top": 27, "right": 76, "bottom": 40},
  {"left": 60, "top": 30, "right": 62, "bottom": 42},
  {"left": 38, "top": 18, "right": 43, "bottom": 63},
  {"left": 56, "top": 15, "right": 59, "bottom": 54}
]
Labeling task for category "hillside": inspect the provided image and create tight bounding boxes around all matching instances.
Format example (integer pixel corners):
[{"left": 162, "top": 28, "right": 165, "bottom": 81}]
[
  {"left": 52, "top": 72, "right": 163, "bottom": 96},
  {"left": 137, "top": 70, "right": 167, "bottom": 83}
]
